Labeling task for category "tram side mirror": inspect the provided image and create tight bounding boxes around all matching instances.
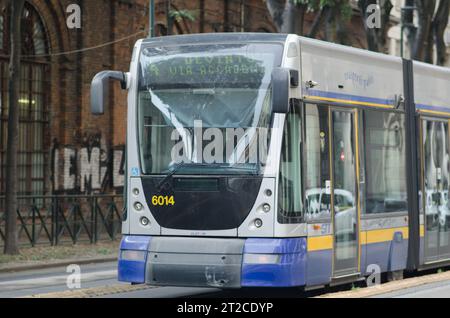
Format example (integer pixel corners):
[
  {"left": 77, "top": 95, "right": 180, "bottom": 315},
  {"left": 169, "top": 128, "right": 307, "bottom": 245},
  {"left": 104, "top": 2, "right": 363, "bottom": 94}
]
[
  {"left": 271, "top": 67, "right": 291, "bottom": 115},
  {"left": 90, "top": 71, "right": 127, "bottom": 115}
]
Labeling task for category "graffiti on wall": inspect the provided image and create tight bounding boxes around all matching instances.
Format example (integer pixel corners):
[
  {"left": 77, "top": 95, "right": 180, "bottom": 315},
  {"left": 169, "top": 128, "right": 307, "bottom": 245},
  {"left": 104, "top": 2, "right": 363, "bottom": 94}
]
[{"left": 52, "top": 133, "right": 125, "bottom": 193}]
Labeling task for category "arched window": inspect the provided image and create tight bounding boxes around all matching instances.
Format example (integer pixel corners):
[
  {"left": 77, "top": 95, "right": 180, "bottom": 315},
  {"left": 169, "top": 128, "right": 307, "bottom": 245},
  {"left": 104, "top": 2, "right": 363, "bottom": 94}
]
[
  {"left": 22, "top": 4, "right": 48, "bottom": 56},
  {"left": 0, "top": 3, "right": 50, "bottom": 196}
]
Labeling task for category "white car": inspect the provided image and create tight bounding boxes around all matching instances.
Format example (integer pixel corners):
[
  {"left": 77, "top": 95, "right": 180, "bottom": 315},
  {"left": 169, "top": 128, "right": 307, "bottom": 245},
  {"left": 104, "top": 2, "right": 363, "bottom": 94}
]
[
  {"left": 333, "top": 189, "right": 357, "bottom": 240},
  {"left": 305, "top": 188, "right": 332, "bottom": 220},
  {"left": 305, "top": 188, "right": 356, "bottom": 239},
  {"left": 424, "top": 190, "right": 450, "bottom": 229}
]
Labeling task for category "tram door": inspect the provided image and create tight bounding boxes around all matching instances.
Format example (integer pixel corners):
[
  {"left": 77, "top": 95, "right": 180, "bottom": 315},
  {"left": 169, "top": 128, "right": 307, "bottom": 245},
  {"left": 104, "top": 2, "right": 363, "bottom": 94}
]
[
  {"left": 422, "top": 119, "right": 450, "bottom": 263},
  {"left": 331, "top": 109, "right": 360, "bottom": 277}
]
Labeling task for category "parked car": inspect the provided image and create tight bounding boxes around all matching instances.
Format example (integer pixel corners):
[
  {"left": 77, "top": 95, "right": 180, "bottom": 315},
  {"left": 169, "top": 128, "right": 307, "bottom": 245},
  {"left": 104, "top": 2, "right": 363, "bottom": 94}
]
[{"left": 305, "top": 188, "right": 356, "bottom": 239}]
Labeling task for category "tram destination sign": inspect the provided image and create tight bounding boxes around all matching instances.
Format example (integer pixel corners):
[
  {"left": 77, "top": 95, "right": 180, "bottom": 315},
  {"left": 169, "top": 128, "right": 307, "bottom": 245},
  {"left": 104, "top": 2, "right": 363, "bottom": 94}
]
[{"left": 141, "top": 53, "right": 273, "bottom": 88}]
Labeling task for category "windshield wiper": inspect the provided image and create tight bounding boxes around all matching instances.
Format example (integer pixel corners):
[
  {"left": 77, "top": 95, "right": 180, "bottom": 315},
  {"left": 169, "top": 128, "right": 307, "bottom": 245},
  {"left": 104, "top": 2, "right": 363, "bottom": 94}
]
[
  {"left": 156, "top": 162, "right": 186, "bottom": 192},
  {"left": 156, "top": 162, "right": 217, "bottom": 191},
  {"left": 155, "top": 162, "right": 261, "bottom": 192}
]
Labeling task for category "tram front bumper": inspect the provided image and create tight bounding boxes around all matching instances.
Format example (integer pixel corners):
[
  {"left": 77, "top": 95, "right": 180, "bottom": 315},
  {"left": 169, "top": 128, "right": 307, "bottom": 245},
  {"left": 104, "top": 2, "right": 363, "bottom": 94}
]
[
  {"left": 146, "top": 236, "right": 245, "bottom": 288},
  {"left": 118, "top": 236, "right": 307, "bottom": 288}
]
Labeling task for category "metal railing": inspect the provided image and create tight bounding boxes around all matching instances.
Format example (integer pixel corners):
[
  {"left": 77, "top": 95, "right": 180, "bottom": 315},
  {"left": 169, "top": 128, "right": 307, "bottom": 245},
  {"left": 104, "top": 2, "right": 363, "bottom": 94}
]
[{"left": 0, "top": 194, "right": 123, "bottom": 247}]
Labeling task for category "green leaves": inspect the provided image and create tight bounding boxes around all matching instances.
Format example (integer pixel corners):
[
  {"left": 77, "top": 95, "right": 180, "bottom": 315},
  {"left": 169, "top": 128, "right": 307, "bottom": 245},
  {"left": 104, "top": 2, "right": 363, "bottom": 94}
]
[
  {"left": 169, "top": 9, "right": 196, "bottom": 23},
  {"left": 290, "top": 0, "right": 352, "bottom": 21},
  {"left": 339, "top": 1, "right": 353, "bottom": 21}
]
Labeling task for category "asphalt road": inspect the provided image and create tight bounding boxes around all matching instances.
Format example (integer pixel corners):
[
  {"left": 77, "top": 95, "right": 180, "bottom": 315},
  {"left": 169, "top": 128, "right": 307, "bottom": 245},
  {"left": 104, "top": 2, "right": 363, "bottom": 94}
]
[
  {"left": 0, "top": 262, "right": 119, "bottom": 298},
  {"left": 0, "top": 262, "right": 449, "bottom": 298},
  {"left": 0, "top": 262, "right": 320, "bottom": 298},
  {"left": 0, "top": 262, "right": 220, "bottom": 298}
]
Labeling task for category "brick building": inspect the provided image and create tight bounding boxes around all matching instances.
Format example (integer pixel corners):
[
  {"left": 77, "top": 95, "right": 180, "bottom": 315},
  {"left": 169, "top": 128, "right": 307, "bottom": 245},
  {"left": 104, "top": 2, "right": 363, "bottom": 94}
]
[{"left": 0, "top": 0, "right": 367, "bottom": 196}]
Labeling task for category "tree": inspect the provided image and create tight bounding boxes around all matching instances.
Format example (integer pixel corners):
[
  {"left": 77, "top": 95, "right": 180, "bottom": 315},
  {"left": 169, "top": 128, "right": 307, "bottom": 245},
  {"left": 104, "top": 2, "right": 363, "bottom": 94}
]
[
  {"left": 4, "top": 0, "right": 25, "bottom": 255},
  {"left": 404, "top": 0, "right": 450, "bottom": 65},
  {"left": 265, "top": 0, "right": 308, "bottom": 34},
  {"left": 169, "top": 9, "right": 195, "bottom": 33},
  {"left": 308, "top": 4, "right": 330, "bottom": 38},
  {"left": 431, "top": 0, "right": 450, "bottom": 65},
  {"left": 413, "top": 0, "right": 436, "bottom": 62},
  {"left": 358, "top": 0, "right": 394, "bottom": 53},
  {"left": 321, "top": 0, "right": 352, "bottom": 45},
  {"left": 265, "top": 0, "right": 352, "bottom": 44},
  {"left": 164, "top": 0, "right": 195, "bottom": 35}
]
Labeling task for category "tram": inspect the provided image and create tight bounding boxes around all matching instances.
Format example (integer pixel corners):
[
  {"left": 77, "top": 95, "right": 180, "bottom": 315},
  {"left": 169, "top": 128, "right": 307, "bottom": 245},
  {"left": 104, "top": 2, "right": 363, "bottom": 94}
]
[{"left": 90, "top": 33, "right": 450, "bottom": 289}]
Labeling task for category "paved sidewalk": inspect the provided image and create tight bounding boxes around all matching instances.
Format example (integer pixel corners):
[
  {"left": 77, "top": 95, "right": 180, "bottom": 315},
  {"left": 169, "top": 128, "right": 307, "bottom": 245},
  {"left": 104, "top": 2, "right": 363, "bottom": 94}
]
[
  {"left": 318, "top": 270, "right": 450, "bottom": 298},
  {"left": 0, "top": 256, "right": 117, "bottom": 273},
  {"left": 0, "top": 241, "right": 119, "bottom": 273}
]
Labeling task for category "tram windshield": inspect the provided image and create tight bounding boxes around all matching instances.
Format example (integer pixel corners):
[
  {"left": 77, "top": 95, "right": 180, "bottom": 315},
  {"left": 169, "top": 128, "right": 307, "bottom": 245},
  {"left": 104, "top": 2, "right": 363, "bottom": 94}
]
[{"left": 138, "top": 42, "right": 283, "bottom": 175}]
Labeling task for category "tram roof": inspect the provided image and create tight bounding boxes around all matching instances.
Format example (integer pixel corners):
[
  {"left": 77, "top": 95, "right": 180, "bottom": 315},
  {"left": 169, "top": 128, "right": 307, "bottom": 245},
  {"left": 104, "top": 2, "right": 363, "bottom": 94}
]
[{"left": 141, "top": 33, "right": 289, "bottom": 46}]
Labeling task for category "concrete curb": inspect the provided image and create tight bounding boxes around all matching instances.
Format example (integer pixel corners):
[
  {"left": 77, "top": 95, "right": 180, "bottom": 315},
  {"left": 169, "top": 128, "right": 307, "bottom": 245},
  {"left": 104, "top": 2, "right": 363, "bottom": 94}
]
[
  {"left": 317, "top": 270, "right": 450, "bottom": 298},
  {"left": 0, "top": 256, "right": 117, "bottom": 274}
]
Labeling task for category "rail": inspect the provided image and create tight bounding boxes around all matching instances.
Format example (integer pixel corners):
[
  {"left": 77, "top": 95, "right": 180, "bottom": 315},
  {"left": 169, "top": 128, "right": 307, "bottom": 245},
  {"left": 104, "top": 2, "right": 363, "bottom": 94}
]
[{"left": 0, "top": 194, "right": 123, "bottom": 247}]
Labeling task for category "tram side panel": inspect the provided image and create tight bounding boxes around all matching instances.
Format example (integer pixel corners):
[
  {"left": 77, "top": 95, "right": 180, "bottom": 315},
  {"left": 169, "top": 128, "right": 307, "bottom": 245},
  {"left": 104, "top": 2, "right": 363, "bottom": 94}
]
[
  {"left": 299, "top": 37, "right": 409, "bottom": 285},
  {"left": 414, "top": 62, "right": 450, "bottom": 267}
]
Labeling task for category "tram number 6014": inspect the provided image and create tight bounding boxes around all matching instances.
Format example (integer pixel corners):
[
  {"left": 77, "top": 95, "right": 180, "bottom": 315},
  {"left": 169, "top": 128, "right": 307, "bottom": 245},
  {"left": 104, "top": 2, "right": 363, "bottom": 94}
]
[{"left": 151, "top": 195, "right": 175, "bottom": 206}]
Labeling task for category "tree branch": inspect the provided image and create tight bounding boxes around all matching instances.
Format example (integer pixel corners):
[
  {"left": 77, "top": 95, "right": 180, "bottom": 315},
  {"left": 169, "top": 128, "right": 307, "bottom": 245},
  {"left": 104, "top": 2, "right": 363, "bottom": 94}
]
[{"left": 433, "top": 0, "right": 450, "bottom": 65}]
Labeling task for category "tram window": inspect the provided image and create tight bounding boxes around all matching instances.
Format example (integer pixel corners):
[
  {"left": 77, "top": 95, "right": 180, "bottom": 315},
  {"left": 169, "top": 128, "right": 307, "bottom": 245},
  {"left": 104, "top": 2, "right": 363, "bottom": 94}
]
[
  {"left": 364, "top": 110, "right": 407, "bottom": 214},
  {"left": 422, "top": 120, "right": 449, "bottom": 233},
  {"left": 278, "top": 100, "right": 303, "bottom": 223},
  {"left": 304, "top": 104, "right": 331, "bottom": 220},
  {"left": 139, "top": 92, "right": 174, "bottom": 173}
]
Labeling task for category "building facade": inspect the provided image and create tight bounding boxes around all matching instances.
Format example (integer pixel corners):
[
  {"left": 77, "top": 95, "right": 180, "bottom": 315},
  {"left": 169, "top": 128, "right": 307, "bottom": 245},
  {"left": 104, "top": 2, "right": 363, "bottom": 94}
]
[{"left": 0, "top": 0, "right": 369, "bottom": 196}]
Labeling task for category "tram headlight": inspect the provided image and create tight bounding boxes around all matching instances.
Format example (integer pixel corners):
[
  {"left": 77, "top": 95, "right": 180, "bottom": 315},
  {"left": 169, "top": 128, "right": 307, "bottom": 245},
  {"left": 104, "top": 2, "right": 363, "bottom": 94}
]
[
  {"left": 254, "top": 218, "right": 263, "bottom": 228},
  {"left": 243, "top": 254, "right": 280, "bottom": 264},
  {"left": 134, "top": 202, "right": 144, "bottom": 211},
  {"left": 265, "top": 189, "right": 273, "bottom": 197},
  {"left": 121, "top": 250, "right": 146, "bottom": 262},
  {"left": 140, "top": 216, "right": 150, "bottom": 226},
  {"left": 132, "top": 188, "right": 140, "bottom": 196},
  {"left": 262, "top": 204, "right": 271, "bottom": 213}
]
